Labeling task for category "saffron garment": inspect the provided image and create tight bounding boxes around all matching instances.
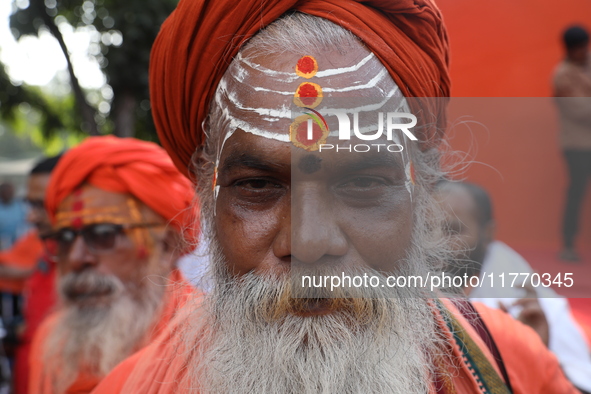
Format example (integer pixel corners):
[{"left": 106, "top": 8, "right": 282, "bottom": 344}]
[
  {"left": 15, "top": 256, "right": 56, "bottom": 394},
  {"left": 0, "top": 231, "right": 43, "bottom": 294},
  {"left": 28, "top": 269, "right": 194, "bottom": 394},
  {"left": 470, "top": 241, "right": 591, "bottom": 392},
  {"left": 90, "top": 298, "right": 578, "bottom": 393},
  {"left": 0, "top": 231, "right": 56, "bottom": 394}
]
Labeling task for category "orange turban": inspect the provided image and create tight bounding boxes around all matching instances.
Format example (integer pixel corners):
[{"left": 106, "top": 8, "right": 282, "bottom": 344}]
[
  {"left": 150, "top": 0, "right": 450, "bottom": 177},
  {"left": 45, "top": 136, "right": 197, "bottom": 238}
]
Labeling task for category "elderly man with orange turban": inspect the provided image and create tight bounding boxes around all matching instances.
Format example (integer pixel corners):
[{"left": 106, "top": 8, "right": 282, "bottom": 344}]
[
  {"left": 28, "top": 136, "right": 198, "bottom": 393},
  {"left": 95, "top": 1, "right": 578, "bottom": 393}
]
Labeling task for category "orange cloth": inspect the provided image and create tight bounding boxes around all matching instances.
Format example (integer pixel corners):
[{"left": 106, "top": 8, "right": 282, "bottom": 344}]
[
  {"left": 149, "top": 0, "right": 451, "bottom": 177},
  {"left": 91, "top": 299, "right": 577, "bottom": 393},
  {"left": 28, "top": 269, "right": 195, "bottom": 394},
  {"left": 0, "top": 231, "right": 43, "bottom": 294},
  {"left": 45, "top": 136, "right": 197, "bottom": 241},
  {"left": 15, "top": 257, "right": 57, "bottom": 394},
  {"left": 471, "top": 302, "right": 578, "bottom": 394}
]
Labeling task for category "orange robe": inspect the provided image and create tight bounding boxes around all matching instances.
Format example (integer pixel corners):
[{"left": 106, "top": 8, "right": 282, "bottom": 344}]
[
  {"left": 0, "top": 231, "right": 50, "bottom": 394},
  {"left": 28, "top": 269, "right": 195, "bottom": 394},
  {"left": 90, "top": 298, "right": 578, "bottom": 393},
  {"left": 0, "top": 231, "right": 43, "bottom": 294}
]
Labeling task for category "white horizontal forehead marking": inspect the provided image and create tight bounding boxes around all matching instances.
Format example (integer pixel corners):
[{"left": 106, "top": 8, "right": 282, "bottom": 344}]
[
  {"left": 245, "top": 68, "right": 390, "bottom": 95},
  {"left": 236, "top": 52, "right": 377, "bottom": 83},
  {"left": 214, "top": 49, "right": 412, "bottom": 147}
]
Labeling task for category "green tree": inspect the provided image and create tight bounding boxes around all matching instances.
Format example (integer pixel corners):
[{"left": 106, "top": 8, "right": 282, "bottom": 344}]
[
  {"left": 0, "top": 61, "right": 68, "bottom": 140},
  {"left": 6, "top": 0, "right": 178, "bottom": 140}
]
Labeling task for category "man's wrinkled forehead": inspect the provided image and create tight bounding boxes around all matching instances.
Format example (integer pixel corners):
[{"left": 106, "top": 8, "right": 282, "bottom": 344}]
[
  {"left": 55, "top": 184, "right": 143, "bottom": 229},
  {"left": 213, "top": 45, "right": 402, "bottom": 144}
]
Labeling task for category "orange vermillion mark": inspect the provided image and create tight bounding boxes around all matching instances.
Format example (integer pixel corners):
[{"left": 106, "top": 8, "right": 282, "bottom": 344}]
[
  {"left": 295, "top": 56, "right": 318, "bottom": 79},
  {"left": 126, "top": 197, "right": 146, "bottom": 248},
  {"left": 55, "top": 206, "right": 121, "bottom": 220},
  {"left": 71, "top": 189, "right": 84, "bottom": 230},
  {"left": 291, "top": 57, "right": 326, "bottom": 151},
  {"left": 56, "top": 215, "right": 131, "bottom": 229},
  {"left": 212, "top": 167, "right": 218, "bottom": 191},
  {"left": 293, "top": 82, "right": 323, "bottom": 109},
  {"left": 289, "top": 115, "right": 329, "bottom": 152},
  {"left": 296, "top": 119, "right": 324, "bottom": 146}
]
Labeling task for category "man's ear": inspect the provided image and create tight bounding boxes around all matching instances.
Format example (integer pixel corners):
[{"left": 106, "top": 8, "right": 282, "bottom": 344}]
[{"left": 159, "top": 228, "right": 185, "bottom": 270}]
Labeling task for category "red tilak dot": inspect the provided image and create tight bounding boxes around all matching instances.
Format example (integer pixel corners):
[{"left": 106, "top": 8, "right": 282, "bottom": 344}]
[
  {"left": 297, "top": 56, "right": 315, "bottom": 75},
  {"left": 296, "top": 121, "right": 323, "bottom": 147}
]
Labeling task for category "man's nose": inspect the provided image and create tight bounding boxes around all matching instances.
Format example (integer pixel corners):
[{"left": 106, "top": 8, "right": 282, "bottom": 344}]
[
  {"left": 64, "top": 235, "right": 98, "bottom": 272},
  {"left": 290, "top": 184, "right": 347, "bottom": 264}
]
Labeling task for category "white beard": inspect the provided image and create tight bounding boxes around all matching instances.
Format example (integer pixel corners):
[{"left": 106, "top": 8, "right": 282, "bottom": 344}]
[
  {"left": 44, "top": 269, "right": 166, "bottom": 393},
  {"left": 181, "top": 238, "right": 447, "bottom": 394}
]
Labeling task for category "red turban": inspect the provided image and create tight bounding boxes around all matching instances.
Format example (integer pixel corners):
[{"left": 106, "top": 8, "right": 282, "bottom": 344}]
[
  {"left": 150, "top": 0, "right": 450, "bottom": 177},
  {"left": 46, "top": 136, "right": 197, "bottom": 239}
]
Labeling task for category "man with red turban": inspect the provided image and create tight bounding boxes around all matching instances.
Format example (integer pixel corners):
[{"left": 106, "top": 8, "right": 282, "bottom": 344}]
[
  {"left": 28, "top": 136, "right": 198, "bottom": 393},
  {"left": 95, "top": 1, "right": 578, "bottom": 393}
]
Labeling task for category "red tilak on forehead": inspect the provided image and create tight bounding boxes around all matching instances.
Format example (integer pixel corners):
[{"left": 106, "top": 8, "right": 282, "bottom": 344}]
[
  {"left": 71, "top": 188, "right": 84, "bottom": 230},
  {"left": 295, "top": 55, "right": 318, "bottom": 79}
]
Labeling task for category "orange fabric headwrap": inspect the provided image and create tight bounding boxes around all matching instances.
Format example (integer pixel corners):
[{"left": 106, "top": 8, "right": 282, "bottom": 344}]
[
  {"left": 150, "top": 0, "right": 450, "bottom": 177},
  {"left": 45, "top": 136, "right": 198, "bottom": 241}
]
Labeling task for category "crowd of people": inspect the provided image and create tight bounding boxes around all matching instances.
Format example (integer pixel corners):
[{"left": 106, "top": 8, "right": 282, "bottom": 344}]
[{"left": 0, "top": 0, "right": 589, "bottom": 393}]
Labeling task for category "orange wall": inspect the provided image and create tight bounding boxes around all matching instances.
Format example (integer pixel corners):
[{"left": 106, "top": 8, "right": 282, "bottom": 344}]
[{"left": 436, "top": 0, "right": 591, "bottom": 249}]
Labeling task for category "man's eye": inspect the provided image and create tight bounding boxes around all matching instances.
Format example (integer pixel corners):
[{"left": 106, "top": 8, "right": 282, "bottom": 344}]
[
  {"left": 338, "top": 177, "right": 386, "bottom": 190},
  {"left": 235, "top": 179, "right": 281, "bottom": 190},
  {"left": 334, "top": 176, "right": 392, "bottom": 202},
  {"left": 230, "top": 179, "right": 286, "bottom": 203},
  {"left": 229, "top": 177, "right": 286, "bottom": 206}
]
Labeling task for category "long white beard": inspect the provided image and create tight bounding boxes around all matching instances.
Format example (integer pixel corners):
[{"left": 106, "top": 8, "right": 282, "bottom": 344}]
[
  {"left": 44, "top": 270, "right": 166, "bottom": 393},
  {"left": 182, "top": 239, "right": 446, "bottom": 393}
]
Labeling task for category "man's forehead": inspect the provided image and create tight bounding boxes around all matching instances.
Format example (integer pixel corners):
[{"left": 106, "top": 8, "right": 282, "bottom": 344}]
[
  {"left": 235, "top": 46, "right": 384, "bottom": 88},
  {"left": 55, "top": 184, "right": 141, "bottom": 228},
  {"left": 215, "top": 45, "right": 399, "bottom": 144}
]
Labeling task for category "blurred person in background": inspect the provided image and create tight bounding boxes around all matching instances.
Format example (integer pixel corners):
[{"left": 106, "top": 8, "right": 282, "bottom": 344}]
[
  {"left": 553, "top": 25, "right": 591, "bottom": 262},
  {"left": 0, "top": 155, "right": 62, "bottom": 394},
  {"left": 436, "top": 180, "right": 591, "bottom": 394},
  {"left": 0, "top": 181, "right": 31, "bottom": 369},
  {"left": 28, "top": 136, "right": 198, "bottom": 393},
  {"left": 0, "top": 182, "right": 28, "bottom": 251}
]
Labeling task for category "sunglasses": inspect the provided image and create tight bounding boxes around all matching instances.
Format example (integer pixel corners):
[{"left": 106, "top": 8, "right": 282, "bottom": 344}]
[{"left": 48, "top": 222, "right": 164, "bottom": 258}]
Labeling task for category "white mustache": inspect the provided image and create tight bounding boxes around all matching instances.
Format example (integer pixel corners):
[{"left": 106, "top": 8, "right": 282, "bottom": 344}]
[{"left": 59, "top": 270, "right": 124, "bottom": 303}]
